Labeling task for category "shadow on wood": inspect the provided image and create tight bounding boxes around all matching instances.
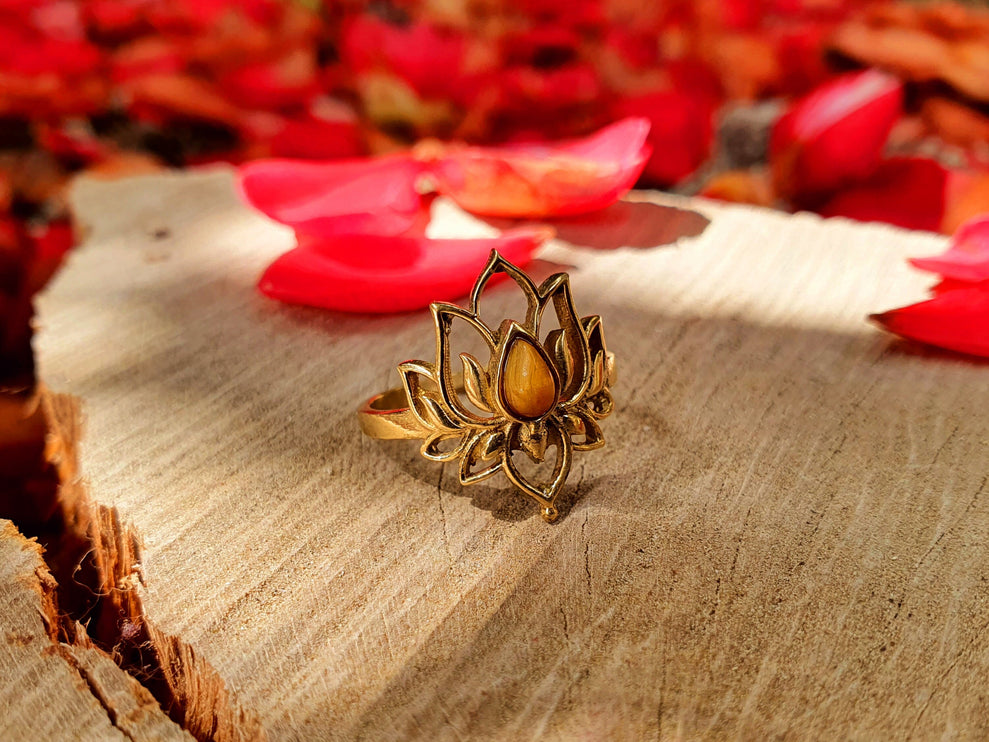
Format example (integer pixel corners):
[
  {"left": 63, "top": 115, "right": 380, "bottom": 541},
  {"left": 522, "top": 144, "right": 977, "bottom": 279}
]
[
  {"left": 481, "top": 200, "right": 711, "bottom": 251},
  {"left": 32, "top": 170, "right": 988, "bottom": 740}
]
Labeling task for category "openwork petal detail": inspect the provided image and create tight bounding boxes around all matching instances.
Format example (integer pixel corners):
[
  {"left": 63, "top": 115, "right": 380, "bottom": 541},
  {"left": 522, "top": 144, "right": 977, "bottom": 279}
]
[
  {"left": 558, "top": 407, "right": 605, "bottom": 451},
  {"left": 470, "top": 250, "right": 541, "bottom": 332},
  {"left": 504, "top": 423, "right": 572, "bottom": 518},
  {"left": 363, "top": 251, "right": 613, "bottom": 522},
  {"left": 422, "top": 431, "right": 470, "bottom": 462},
  {"left": 459, "top": 429, "right": 505, "bottom": 484},
  {"left": 585, "top": 388, "right": 615, "bottom": 419},
  {"left": 461, "top": 353, "right": 493, "bottom": 412},
  {"left": 582, "top": 315, "right": 612, "bottom": 395},
  {"left": 538, "top": 274, "right": 590, "bottom": 405},
  {"left": 398, "top": 361, "right": 460, "bottom": 433},
  {"left": 431, "top": 303, "right": 499, "bottom": 427}
]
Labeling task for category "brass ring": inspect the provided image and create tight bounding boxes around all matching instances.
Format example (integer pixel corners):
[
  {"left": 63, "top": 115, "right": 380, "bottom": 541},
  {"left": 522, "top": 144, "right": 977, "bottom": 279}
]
[{"left": 358, "top": 251, "right": 615, "bottom": 521}]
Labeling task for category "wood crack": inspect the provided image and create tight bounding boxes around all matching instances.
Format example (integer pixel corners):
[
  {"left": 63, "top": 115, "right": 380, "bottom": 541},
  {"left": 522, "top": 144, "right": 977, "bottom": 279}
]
[
  {"left": 0, "top": 390, "right": 265, "bottom": 742},
  {"left": 581, "top": 509, "right": 592, "bottom": 596},
  {"left": 436, "top": 463, "right": 452, "bottom": 566},
  {"left": 53, "top": 644, "right": 139, "bottom": 742}
]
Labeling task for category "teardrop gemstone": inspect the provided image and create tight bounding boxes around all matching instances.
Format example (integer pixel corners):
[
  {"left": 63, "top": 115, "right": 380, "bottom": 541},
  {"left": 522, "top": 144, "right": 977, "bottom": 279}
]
[{"left": 501, "top": 336, "right": 558, "bottom": 420}]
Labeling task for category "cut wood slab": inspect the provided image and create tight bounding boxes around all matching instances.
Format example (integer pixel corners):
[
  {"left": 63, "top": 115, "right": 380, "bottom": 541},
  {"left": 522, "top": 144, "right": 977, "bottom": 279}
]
[
  {"left": 31, "top": 168, "right": 989, "bottom": 740},
  {"left": 0, "top": 520, "right": 191, "bottom": 742}
]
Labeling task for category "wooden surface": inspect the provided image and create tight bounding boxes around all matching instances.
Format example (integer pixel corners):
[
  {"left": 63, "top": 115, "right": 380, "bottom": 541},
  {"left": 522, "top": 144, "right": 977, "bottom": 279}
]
[
  {"left": 0, "top": 520, "right": 191, "bottom": 741},
  {"left": 28, "top": 169, "right": 989, "bottom": 740}
]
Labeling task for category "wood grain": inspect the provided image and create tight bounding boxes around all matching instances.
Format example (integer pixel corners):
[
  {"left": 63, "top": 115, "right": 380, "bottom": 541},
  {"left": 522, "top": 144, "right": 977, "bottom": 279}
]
[
  {"left": 0, "top": 520, "right": 191, "bottom": 741},
  {"left": 31, "top": 169, "right": 989, "bottom": 740}
]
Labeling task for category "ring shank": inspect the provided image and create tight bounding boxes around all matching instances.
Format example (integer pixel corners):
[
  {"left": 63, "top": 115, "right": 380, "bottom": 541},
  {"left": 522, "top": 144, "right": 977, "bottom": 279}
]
[{"left": 358, "top": 387, "right": 430, "bottom": 440}]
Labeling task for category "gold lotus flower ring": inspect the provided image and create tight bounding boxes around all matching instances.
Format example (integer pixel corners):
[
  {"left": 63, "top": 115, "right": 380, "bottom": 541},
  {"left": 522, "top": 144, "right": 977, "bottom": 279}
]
[{"left": 358, "top": 251, "right": 615, "bottom": 522}]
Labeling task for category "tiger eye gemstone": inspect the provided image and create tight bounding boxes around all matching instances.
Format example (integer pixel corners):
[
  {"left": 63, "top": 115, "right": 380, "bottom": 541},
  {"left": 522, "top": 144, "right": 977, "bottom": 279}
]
[{"left": 501, "top": 336, "right": 558, "bottom": 419}]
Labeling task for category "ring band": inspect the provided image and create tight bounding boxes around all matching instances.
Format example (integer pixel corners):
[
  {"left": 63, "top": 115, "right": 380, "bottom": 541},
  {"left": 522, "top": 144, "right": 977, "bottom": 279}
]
[
  {"left": 359, "top": 387, "right": 431, "bottom": 440},
  {"left": 358, "top": 251, "right": 615, "bottom": 521}
]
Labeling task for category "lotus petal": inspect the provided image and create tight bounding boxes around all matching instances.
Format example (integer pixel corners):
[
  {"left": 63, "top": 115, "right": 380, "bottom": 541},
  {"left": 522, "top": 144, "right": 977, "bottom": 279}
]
[
  {"left": 239, "top": 155, "right": 426, "bottom": 237},
  {"left": 503, "top": 422, "right": 572, "bottom": 510},
  {"left": 398, "top": 362, "right": 459, "bottom": 436},
  {"left": 426, "top": 117, "right": 651, "bottom": 218},
  {"left": 770, "top": 69, "right": 902, "bottom": 198},
  {"left": 458, "top": 430, "right": 505, "bottom": 485},
  {"left": 257, "top": 228, "right": 551, "bottom": 314},
  {"left": 910, "top": 216, "right": 989, "bottom": 283},
  {"left": 430, "top": 303, "right": 499, "bottom": 427},
  {"left": 871, "top": 283, "right": 989, "bottom": 358},
  {"left": 536, "top": 274, "right": 589, "bottom": 405},
  {"left": 468, "top": 249, "right": 541, "bottom": 332}
]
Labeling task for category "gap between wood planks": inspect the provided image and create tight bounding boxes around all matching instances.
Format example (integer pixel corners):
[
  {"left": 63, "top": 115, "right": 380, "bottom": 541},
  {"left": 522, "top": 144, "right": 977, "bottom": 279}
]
[{"left": 0, "top": 384, "right": 264, "bottom": 742}]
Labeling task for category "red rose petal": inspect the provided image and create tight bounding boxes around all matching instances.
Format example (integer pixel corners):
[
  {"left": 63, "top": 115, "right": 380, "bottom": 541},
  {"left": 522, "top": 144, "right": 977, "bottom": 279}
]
[
  {"left": 871, "top": 283, "right": 989, "bottom": 358},
  {"left": 818, "top": 157, "right": 949, "bottom": 233},
  {"left": 493, "top": 63, "right": 603, "bottom": 113},
  {"left": 614, "top": 90, "right": 716, "bottom": 187},
  {"left": 341, "top": 16, "right": 467, "bottom": 100},
  {"left": 427, "top": 117, "right": 650, "bottom": 218},
  {"left": 220, "top": 48, "right": 319, "bottom": 110},
  {"left": 258, "top": 228, "right": 553, "bottom": 314},
  {"left": 910, "top": 215, "right": 989, "bottom": 283},
  {"left": 242, "top": 108, "right": 365, "bottom": 161},
  {"left": 771, "top": 69, "right": 903, "bottom": 198},
  {"left": 239, "top": 155, "right": 426, "bottom": 237},
  {"left": 931, "top": 278, "right": 974, "bottom": 296},
  {"left": 25, "top": 220, "right": 73, "bottom": 294},
  {"left": 37, "top": 125, "right": 108, "bottom": 164}
]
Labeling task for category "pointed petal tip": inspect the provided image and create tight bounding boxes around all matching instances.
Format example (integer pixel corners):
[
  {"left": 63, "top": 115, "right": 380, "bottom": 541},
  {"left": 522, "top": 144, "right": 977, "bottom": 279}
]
[
  {"left": 867, "top": 284, "right": 989, "bottom": 358},
  {"left": 597, "top": 116, "right": 652, "bottom": 149},
  {"left": 908, "top": 214, "right": 989, "bottom": 282}
]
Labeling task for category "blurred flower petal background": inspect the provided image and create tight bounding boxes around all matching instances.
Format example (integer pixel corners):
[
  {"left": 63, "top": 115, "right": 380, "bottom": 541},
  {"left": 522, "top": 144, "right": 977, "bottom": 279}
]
[{"left": 4, "top": 0, "right": 989, "bottom": 339}]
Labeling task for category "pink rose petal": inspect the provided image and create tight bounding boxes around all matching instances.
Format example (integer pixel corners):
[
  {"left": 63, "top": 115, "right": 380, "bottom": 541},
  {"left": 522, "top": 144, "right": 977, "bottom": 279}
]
[
  {"left": 910, "top": 215, "right": 989, "bottom": 283},
  {"left": 258, "top": 228, "right": 553, "bottom": 314}
]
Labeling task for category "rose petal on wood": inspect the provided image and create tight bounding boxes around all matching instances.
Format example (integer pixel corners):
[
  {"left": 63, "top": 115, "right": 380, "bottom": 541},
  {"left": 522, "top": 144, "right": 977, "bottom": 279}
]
[
  {"left": 239, "top": 155, "right": 426, "bottom": 237},
  {"left": 426, "top": 117, "right": 650, "bottom": 218},
  {"left": 871, "top": 283, "right": 989, "bottom": 358},
  {"left": 910, "top": 215, "right": 989, "bottom": 282},
  {"left": 257, "top": 227, "right": 553, "bottom": 314}
]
